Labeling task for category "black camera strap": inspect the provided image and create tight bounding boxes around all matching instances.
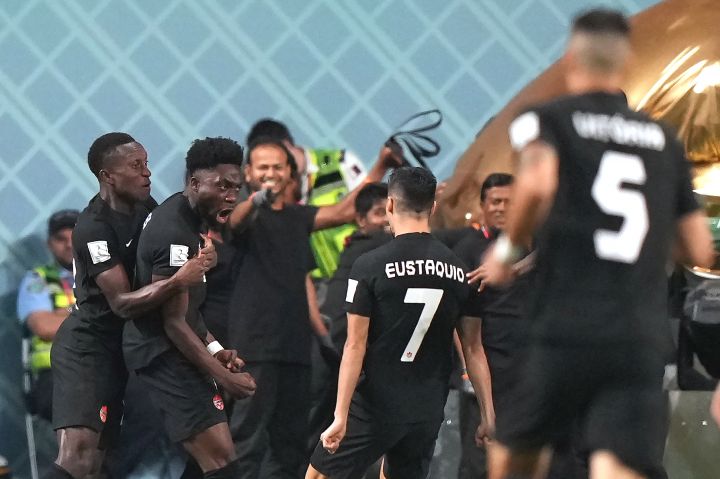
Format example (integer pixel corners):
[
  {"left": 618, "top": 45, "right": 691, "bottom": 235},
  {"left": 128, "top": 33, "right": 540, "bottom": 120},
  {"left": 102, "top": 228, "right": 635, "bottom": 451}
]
[{"left": 385, "top": 109, "right": 442, "bottom": 171}]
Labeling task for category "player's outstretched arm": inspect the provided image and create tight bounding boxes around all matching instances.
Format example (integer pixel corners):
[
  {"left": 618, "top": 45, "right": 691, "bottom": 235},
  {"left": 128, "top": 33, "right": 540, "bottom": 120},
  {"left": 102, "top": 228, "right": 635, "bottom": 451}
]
[
  {"left": 159, "top": 282, "right": 256, "bottom": 399},
  {"left": 458, "top": 317, "right": 495, "bottom": 445},
  {"left": 95, "top": 243, "right": 212, "bottom": 321},
  {"left": 321, "top": 313, "right": 369, "bottom": 454},
  {"left": 313, "top": 146, "right": 402, "bottom": 231}
]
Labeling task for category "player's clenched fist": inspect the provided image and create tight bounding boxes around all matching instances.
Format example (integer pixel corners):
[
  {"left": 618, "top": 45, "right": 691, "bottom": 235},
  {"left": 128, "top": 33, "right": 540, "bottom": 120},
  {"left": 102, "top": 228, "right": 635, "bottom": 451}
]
[
  {"left": 320, "top": 418, "right": 347, "bottom": 454},
  {"left": 220, "top": 371, "right": 257, "bottom": 399}
]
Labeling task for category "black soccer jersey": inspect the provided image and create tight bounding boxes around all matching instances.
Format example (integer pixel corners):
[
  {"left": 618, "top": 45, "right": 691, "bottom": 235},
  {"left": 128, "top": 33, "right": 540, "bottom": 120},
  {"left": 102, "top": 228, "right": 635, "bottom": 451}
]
[
  {"left": 509, "top": 91, "right": 699, "bottom": 346},
  {"left": 57, "top": 194, "right": 155, "bottom": 350},
  {"left": 346, "top": 232, "right": 480, "bottom": 423},
  {"left": 123, "top": 193, "right": 207, "bottom": 370}
]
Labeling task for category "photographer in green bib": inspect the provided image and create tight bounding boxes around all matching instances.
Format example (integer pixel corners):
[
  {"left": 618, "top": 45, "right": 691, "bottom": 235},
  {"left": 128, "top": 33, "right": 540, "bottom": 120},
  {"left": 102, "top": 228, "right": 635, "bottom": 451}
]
[{"left": 17, "top": 209, "right": 78, "bottom": 422}]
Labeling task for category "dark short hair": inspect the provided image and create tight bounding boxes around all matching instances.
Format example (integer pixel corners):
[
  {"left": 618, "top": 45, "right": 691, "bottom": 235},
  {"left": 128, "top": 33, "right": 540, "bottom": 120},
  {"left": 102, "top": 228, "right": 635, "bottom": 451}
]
[
  {"left": 48, "top": 209, "right": 79, "bottom": 236},
  {"left": 246, "top": 118, "right": 294, "bottom": 146},
  {"left": 388, "top": 167, "right": 436, "bottom": 215},
  {"left": 355, "top": 182, "right": 388, "bottom": 217},
  {"left": 572, "top": 8, "right": 630, "bottom": 36},
  {"left": 245, "top": 136, "right": 298, "bottom": 173},
  {"left": 185, "top": 137, "right": 244, "bottom": 182},
  {"left": 87, "top": 132, "right": 136, "bottom": 178},
  {"left": 480, "top": 173, "right": 514, "bottom": 202}
]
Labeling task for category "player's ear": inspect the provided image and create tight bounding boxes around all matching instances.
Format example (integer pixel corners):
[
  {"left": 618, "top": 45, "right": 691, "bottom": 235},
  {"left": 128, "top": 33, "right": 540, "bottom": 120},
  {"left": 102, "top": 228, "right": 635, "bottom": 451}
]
[
  {"left": 386, "top": 197, "right": 394, "bottom": 215},
  {"left": 244, "top": 163, "right": 252, "bottom": 184},
  {"left": 429, "top": 201, "right": 437, "bottom": 217},
  {"left": 189, "top": 175, "right": 200, "bottom": 193},
  {"left": 98, "top": 168, "right": 113, "bottom": 185}
]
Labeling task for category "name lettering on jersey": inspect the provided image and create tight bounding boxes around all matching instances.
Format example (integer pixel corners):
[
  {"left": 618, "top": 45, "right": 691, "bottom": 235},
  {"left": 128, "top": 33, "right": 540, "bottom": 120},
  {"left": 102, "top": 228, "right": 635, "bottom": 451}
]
[
  {"left": 87, "top": 241, "right": 111, "bottom": 264},
  {"left": 572, "top": 112, "right": 665, "bottom": 151},
  {"left": 169, "top": 244, "right": 189, "bottom": 267},
  {"left": 385, "top": 260, "right": 465, "bottom": 283}
]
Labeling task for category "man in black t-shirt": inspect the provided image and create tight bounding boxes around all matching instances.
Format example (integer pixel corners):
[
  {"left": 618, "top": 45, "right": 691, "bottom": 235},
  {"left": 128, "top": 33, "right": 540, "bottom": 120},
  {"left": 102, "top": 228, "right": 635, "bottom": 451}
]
[
  {"left": 226, "top": 137, "right": 400, "bottom": 478},
  {"left": 123, "top": 137, "right": 257, "bottom": 479},
  {"left": 308, "top": 167, "right": 486, "bottom": 479},
  {"left": 47, "top": 133, "right": 209, "bottom": 479},
  {"left": 472, "top": 10, "right": 715, "bottom": 479}
]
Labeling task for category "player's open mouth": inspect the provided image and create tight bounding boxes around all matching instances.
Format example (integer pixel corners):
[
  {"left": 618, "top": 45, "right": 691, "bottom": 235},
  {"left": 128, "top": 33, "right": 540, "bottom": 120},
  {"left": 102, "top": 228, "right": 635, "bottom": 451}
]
[{"left": 216, "top": 208, "right": 233, "bottom": 224}]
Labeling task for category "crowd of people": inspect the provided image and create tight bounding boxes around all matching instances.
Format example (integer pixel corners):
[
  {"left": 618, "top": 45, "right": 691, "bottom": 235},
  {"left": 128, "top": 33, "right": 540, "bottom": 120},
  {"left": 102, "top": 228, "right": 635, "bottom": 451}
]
[{"left": 13, "top": 7, "right": 720, "bottom": 479}]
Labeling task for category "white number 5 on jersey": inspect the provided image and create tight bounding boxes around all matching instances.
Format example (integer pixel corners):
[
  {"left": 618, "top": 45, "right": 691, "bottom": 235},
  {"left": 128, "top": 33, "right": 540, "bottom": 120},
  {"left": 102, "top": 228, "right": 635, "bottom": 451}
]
[
  {"left": 401, "top": 288, "right": 444, "bottom": 362},
  {"left": 591, "top": 151, "right": 649, "bottom": 264}
]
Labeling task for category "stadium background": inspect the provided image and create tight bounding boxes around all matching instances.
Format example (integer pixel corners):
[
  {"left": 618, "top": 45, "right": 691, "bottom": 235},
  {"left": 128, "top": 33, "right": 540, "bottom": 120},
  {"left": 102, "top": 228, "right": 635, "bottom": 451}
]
[{"left": 0, "top": 0, "right": 664, "bottom": 477}]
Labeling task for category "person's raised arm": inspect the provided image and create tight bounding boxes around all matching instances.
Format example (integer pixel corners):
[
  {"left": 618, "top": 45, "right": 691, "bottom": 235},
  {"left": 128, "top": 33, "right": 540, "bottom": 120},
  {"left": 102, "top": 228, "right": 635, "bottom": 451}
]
[
  {"left": 320, "top": 312, "right": 369, "bottom": 453},
  {"left": 313, "top": 146, "right": 402, "bottom": 231},
  {"left": 95, "top": 237, "right": 214, "bottom": 320}
]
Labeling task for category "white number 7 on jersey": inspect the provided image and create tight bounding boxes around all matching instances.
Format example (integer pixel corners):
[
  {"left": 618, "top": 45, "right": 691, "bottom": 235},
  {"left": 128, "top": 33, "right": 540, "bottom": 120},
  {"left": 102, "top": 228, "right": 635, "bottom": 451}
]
[{"left": 401, "top": 288, "right": 444, "bottom": 362}]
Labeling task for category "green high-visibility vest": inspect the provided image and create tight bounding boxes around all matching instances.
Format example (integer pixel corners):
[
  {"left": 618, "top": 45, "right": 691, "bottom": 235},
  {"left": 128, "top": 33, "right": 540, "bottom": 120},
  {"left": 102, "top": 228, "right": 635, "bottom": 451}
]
[
  {"left": 30, "top": 265, "right": 74, "bottom": 372},
  {"left": 307, "top": 149, "right": 357, "bottom": 278}
]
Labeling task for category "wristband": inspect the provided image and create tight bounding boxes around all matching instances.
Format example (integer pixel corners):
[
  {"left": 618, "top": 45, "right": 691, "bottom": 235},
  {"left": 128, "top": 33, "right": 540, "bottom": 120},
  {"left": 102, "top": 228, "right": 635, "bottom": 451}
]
[
  {"left": 493, "top": 235, "right": 524, "bottom": 265},
  {"left": 206, "top": 341, "right": 224, "bottom": 356}
]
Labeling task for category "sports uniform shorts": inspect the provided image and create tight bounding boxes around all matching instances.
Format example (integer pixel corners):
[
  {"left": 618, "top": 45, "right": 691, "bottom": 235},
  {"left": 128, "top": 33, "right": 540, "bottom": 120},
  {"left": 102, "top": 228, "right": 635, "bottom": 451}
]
[
  {"left": 51, "top": 331, "right": 126, "bottom": 449},
  {"left": 136, "top": 349, "right": 227, "bottom": 443},
  {"left": 310, "top": 399, "right": 442, "bottom": 479},
  {"left": 495, "top": 343, "right": 666, "bottom": 473}
]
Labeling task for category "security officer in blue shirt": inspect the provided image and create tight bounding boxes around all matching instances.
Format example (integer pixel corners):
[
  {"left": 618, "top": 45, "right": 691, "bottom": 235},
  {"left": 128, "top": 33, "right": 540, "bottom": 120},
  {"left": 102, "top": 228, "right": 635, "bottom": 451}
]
[{"left": 17, "top": 209, "right": 78, "bottom": 422}]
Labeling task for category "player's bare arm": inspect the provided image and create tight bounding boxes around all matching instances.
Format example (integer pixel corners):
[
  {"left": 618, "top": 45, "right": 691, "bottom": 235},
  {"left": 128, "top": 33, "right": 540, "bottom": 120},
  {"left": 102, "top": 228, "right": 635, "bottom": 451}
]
[
  {"left": 675, "top": 210, "right": 715, "bottom": 268},
  {"left": 313, "top": 146, "right": 402, "bottom": 231},
  {"left": 458, "top": 317, "right": 495, "bottom": 445},
  {"left": 158, "top": 279, "right": 256, "bottom": 399},
  {"left": 320, "top": 312, "right": 369, "bottom": 453},
  {"left": 95, "top": 240, "right": 213, "bottom": 320},
  {"left": 468, "top": 142, "right": 558, "bottom": 289},
  {"left": 204, "top": 330, "right": 244, "bottom": 373}
]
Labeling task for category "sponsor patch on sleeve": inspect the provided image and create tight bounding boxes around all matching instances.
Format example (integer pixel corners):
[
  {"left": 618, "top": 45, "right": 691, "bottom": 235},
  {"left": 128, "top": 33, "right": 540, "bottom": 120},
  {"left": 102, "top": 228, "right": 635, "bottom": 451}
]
[
  {"left": 87, "top": 241, "right": 111, "bottom": 264},
  {"left": 170, "top": 244, "right": 189, "bottom": 267},
  {"left": 346, "top": 279, "right": 358, "bottom": 303}
]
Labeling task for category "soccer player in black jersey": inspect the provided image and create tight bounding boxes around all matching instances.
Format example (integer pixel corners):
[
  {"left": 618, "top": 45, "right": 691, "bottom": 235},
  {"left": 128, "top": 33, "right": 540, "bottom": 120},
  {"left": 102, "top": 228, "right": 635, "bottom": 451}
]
[
  {"left": 472, "top": 9, "right": 715, "bottom": 479},
  {"left": 307, "top": 167, "right": 487, "bottom": 479},
  {"left": 123, "top": 137, "right": 257, "bottom": 479},
  {"left": 47, "top": 133, "right": 211, "bottom": 479}
]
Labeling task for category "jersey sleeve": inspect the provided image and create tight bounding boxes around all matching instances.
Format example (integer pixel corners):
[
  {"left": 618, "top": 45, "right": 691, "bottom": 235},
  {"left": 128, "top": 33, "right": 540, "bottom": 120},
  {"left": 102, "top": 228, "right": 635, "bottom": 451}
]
[
  {"left": 74, "top": 219, "right": 123, "bottom": 278},
  {"left": 16, "top": 271, "right": 53, "bottom": 323},
  {"left": 461, "top": 285, "right": 485, "bottom": 318},
  {"left": 671, "top": 138, "right": 700, "bottom": 218},
  {"left": 145, "top": 227, "right": 200, "bottom": 278},
  {"left": 508, "top": 107, "right": 559, "bottom": 152},
  {"left": 301, "top": 205, "right": 319, "bottom": 234},
  {"left": 344, "top": 256, "right": 373, "bottom": 317}
]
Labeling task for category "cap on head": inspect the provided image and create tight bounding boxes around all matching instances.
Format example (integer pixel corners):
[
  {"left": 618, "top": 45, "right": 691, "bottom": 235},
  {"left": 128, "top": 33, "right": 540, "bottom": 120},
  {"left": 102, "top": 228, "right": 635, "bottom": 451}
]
[
  {"left": 48, "top": 209, "right": 79, "bottom": 236},
  {"left": 185, "top": 137, "right": 244, "bottom": 183},
  {"left": 87, "top": 132, "right": 136, "bottom": 178}
]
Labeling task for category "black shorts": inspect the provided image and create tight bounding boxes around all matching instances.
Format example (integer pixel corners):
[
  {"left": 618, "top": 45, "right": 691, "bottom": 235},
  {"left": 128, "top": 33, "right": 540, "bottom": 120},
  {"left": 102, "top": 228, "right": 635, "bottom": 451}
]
[
  {"left": 310, "top": 400, "right": 442, "bottom": 479},
  {"left": 495, "top": 343, "right": 666, "bottom": 473},
  {"left": 136, "top": 349, "right": 227, "bottom": 443},
  {"left": 51, "top": 336, "right": 126, "bottom": 449}
]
